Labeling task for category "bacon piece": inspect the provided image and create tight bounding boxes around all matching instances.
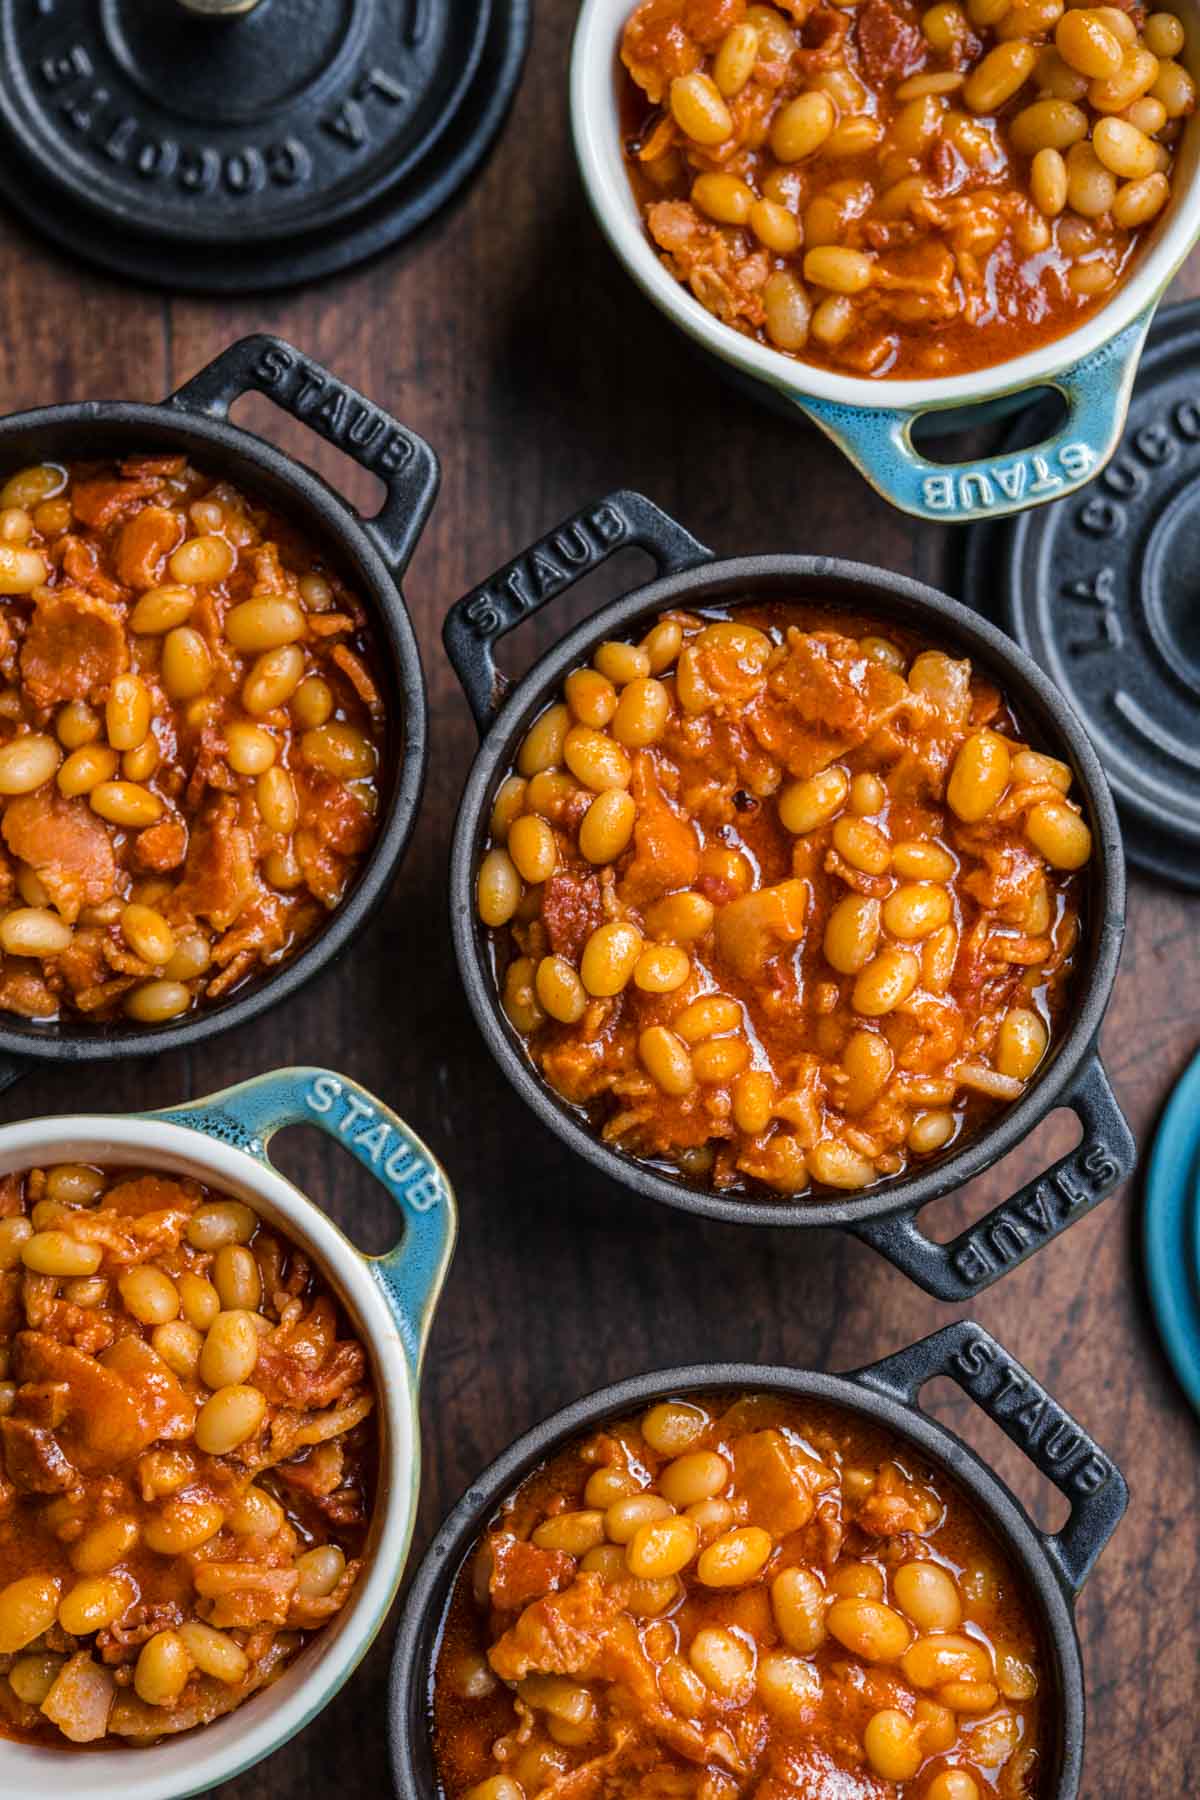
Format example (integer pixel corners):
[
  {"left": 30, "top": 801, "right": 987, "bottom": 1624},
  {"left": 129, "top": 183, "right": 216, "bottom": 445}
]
[
  {"left": 253, "top": 1336, "right": 365, "bottom": 1411},
  {"left": 306, "top": 613, "right": 357, "bottom": 638},
  {"left": 267, "top": 1393, "right": 374, "bottom": 1464},
  {"left": 534, "top": 1733, "right": 648, "bottom": 1798},
  {"left": 731, "top": 1428, "right": 836, "bottom": 1536},
  {"left": 183, "top": 723, "right": 235, "bottom": 813},
  {"left": 133, "top": 816, "right": 188, "bottom": 872},
  {"left": 621, "top": 0, "right": 704, "bottom": 101},
  {"left": 855, "top": 0, "right": 926, "bottom": 81},
  {"left": 55, "top": 926, "right": 110, "bottom": 1000},
  {"left": 1, "top": 1415, "right": 77, "bottom": 1492},
  {"left": 13, "top": 1330, "right": 183, "bottom": 1469},
  {"left": 39, "top": 1653, "right": 116, "bottom": 1744},
  {"left": 96, "top": 1601, "right": 184, "bottom": 1664},
  {"left": 300, "top": 777, "right": 374, "bottom": 859},
  {"left": 2, "top": 787, "right": 116, "bottom": 923},
  {"left": 292, "top": 777, "right": 374, "bottom": 909},
  {"left": 487, "top": 1574, "right": 631, "bottom": 1682},
  {"left": 488, "top": 1575, "right": 739, "bottom": 1771},
  {"left": 60, "top": 536, "right": 124, "bottom": 606},
  {"left": 70, "top": 476, "right": 162, "bottom": 530},
  {"left": 114, "top": 504, "right": 183, "bottom": 591},
  {"left": 272, "top": 1440, "right": 344, "bottom": 1499},
  {"left": 19, "top": 585, "right": 128, "bottom": 707},
  {"left": 488, "top": 1531, "right": 577, "bottom": 1612},
  {"left": 0, "top": 964, "right": 57, "bottom": 1017},
  {"left": 647, "top": 201, "right": 769, "bottom": 330},
  {"left": 757, "top": 1746, "right": 893, "bottom": 1800},
  {"left": 619, "top": 753, "right": 700, "bottom": 907},
  {"left": 193, "top": 1564, "right": 298, "bottom": 1630},
  {"left": 749, "top": 632, "right": 910, "bottom": 779},
  {"left": 542, "top": 869, "right": 605, "bottom": 961},
  {"left": 13, "top": 1379, "right": 69, "bottom": 1428},
  {"left": 714, "top": 879, "right": 808, "bottom": 981},
  {"left": 173, "top": 797, "right": 258, "bottom": 929},
  {"left": 293, "top": 828, "right": 350, "bottom": 910},
  {"left": 0, "top": 1276, "right": 21, "bottom": 1345},
  {"left": 101, "top": 1173, "right": 193, "bottom": 1218},
  {"left": 854, "top": 1461, "right": 940, "bottom": 1536},
  {"left": 797, "top": 5, "right": 852, "bottom": 66},
  {"left": 331, "top": 643, "right": 381, "bottom": 712}
]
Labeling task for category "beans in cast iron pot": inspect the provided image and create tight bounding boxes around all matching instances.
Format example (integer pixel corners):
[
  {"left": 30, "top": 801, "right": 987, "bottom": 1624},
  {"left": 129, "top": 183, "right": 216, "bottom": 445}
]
[
  {"left": 0, "top": 456, "right": 385, "bottom": 1026},
  {"left": 477, "top": 603, "right": 1091, "bottom": 1199},
  {"left": 433, "top": 1391, "right": 1044, "bottom": 1797}
]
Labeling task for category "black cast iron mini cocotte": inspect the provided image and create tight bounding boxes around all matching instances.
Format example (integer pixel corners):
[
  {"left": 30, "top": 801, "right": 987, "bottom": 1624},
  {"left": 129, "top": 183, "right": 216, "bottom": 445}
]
[
  {"left": 0, "top": 332, "right": 436, "bottom": 1090},
  {"left": 445, "top": 490, "right": 1135, "bottom": 1301},
  {"left": 388, "top": 1320, "right": 1128, "bottom": 1799}
]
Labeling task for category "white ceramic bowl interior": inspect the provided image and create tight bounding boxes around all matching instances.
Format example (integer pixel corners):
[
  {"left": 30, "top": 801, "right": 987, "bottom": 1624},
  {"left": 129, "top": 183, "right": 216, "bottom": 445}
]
[
  {"left": 0, "top": 1114, "right": 418, "bottom": 1800},
  {"left": 571, "top": 0, "right": 1200, "bottom": 412}
]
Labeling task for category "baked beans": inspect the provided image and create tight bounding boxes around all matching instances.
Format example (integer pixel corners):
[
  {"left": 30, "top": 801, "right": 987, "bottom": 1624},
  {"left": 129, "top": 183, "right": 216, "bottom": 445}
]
[
  {"left": 0, "top": 1163, "right": 375, "bottom": 1746},
  {"left": 433, "top": 1392, "right": 1043, "bottom": 1797},
  {"left": 0, "top": 457, "right": 385, "bottom": 1025},
  {"left": 478, "top": 604, "right": 1088, "bottom": 1198},
  {"left": 619, "top": 0, "right": 1192, "bottom": 375}
]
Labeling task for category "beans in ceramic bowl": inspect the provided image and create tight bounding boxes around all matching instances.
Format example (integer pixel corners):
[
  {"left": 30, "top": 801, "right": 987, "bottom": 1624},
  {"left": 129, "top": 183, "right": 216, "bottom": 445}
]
[
  {"left": 619, "top": 0, "right": 1194, "bottom": 377},
  {"left": 0, "top": 1162, "right": 376, "bottom": 1747}
]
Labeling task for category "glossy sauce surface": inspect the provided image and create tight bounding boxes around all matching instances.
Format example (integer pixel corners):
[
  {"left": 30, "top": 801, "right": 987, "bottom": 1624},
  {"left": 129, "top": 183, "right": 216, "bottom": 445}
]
[
  {"left": 0, "top": 1163, "right": 375, "bottom": 1747},
  {"left": 0, "top": 456, "right": 385, "bottom": 1026},
  {"left": 433, "top": 1392, "right": 1046, "bottom": 1798},
  {"left": 619, "top": 0, "right": 1194, "bottom": 376},
  {"left": 479, "top": 603, "right": 1090, "bottom": 1200}
]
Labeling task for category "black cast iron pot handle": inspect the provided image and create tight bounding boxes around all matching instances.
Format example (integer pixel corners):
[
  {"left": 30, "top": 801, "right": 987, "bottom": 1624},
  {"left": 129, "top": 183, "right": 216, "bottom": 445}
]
[
  {"left": 0, "top": 1056, "right": 28, "bottom": 1096},
  {"left": 167, "top": 333, "right": 439, "bottom": 576},
  {"left": 853, "top": 1319, "right": 1128, "bottom": 1596},
  {"left": 443, "top": 489, "right": 713, "bottom": 731},
  {"left": 851, "top": 1052, "right": 1135, "bottom": 1301}
]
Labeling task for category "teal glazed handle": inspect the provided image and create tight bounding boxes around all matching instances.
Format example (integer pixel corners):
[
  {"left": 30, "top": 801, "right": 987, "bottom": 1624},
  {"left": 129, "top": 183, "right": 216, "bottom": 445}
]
[
  {"left": 147, "top": 1066, "right": 457, "bottom": 1381},
  {"left": 797, "top": 310, "right": 1154, "bottom": 523}
]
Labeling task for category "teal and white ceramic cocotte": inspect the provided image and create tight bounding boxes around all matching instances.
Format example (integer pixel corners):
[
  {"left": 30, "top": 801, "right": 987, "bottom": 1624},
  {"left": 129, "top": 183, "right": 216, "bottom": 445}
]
[
  {"left": 570, "top": 0, "right": 1200, "bottom": 523},
  {"left": 0, "top": 1066, "right": 455, "bottom": 1800}
]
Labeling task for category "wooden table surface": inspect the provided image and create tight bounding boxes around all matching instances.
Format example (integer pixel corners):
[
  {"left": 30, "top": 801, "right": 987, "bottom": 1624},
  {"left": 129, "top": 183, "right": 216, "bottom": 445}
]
[{"left": 0, "top": 4, "right": 1197, "bottom": 1794}]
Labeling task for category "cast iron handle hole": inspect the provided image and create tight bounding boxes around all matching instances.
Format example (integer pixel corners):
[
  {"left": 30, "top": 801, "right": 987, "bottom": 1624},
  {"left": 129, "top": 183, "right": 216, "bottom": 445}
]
[
  {"left": 917, "top": 1374, "right": 1071, "bottom": 1532},
  {"left": 487, "top": 544, "right": 666, "bottom": 689},
  {"left": 915, "top": 1106, "right": 1083, "bottom": 1244},
  {"left": 229, "top": 392, "right": 389, "bottom": 519}
]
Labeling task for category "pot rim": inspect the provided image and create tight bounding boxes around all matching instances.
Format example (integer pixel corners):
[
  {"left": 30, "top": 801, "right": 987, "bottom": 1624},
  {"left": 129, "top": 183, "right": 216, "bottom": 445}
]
[
  {"left": 0, "top": 1106, "right": 419, "bottom": 1800},
  {"left": 388, "top": 1357, "right": 1085, "bottom": 1799},
  {"left": 0, "top": 391, "right": 429, "bottom": 1064},
  {"left": 449, "top": 551, "right": 1125, "bottom": 1229},
  {"left": 569, "top": 0, "right": 1200, "bottom": 413}
]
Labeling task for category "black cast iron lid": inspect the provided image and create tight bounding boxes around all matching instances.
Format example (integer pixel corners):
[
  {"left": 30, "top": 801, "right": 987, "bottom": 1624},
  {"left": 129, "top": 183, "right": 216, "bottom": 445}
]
[
  {"left": 964, "top": 298, "right": 1200, "bottom": 891},
  {"left": 0, "top": 0, "right": 529, "bottom": 291}
]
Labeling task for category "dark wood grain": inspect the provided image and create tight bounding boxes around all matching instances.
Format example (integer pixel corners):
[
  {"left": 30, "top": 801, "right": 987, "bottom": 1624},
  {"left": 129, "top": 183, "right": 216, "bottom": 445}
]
[{"left": 0, "top": 4, "right": 1197, "bottom": 1792}]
